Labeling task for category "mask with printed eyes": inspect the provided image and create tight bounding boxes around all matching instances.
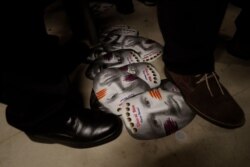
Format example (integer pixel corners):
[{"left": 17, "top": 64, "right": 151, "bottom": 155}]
[
  {"left": 117, "top": 62, "right": 161, "bottom": 88},
  {"left": 93, "top": 68, "right": 151, "bottom": 115},
  {"left": 87, "top": 45, "right": 107, "bottom": 62},
  {"left": 100, "top": 26, "right": 139, "bottom": 43},
  {"left": 90, "top": 63, "right": 161, "bottom": 112},
  {"left": 121, "top": 80, "right": 195, "bottom": 139},
  {"left": 87, "top": 25, "right": 138, "bottom": 62},
  {"left": 86, "top": 49, "right": 143, "bottom": 80},
  {"left": 103, "top": 36, "right": 163, "bottom": 62}
]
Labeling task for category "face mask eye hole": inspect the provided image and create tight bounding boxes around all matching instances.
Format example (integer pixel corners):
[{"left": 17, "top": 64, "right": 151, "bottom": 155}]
[
  {"left": 110, "top": 94, "right": 117, "bottom": 100},
  {"left": 153, "top": 119, "right": 161, "bottom": 128},
  {"left": 117, "top": 57, "right": 122, "bottom": 62},
  {"left": 133, "top": 128, "right": 137, "bottom": 133},
  {"left": 96, "top": 66, "right": 101, "bottom": 73},
  {"left": 107, "top": 93, "right": 117, "bottom": 102},
  {"left": 102, "top": 64, "right": 107, "bottom": 69},
  {"left": 103, "top": 37, "right": 111, "bottom": 43},
  {"left": 144, "top": 98, "right": 150, "bottom": 107}
]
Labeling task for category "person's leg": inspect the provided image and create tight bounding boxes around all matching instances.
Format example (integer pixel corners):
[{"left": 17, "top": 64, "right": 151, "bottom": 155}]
[
  {"left": 158, "top": 0, "right": 229, "bottom": 74},
  {"left": 115, "top": 0, "right": 134, "bottom": 14},
  {"left": 2, "top": 73, "right": 71, "bottom": 130},
  {"left": 2, "top": 72, "right": 122, "bottom": 148},
  {"left": 62, "top": 0, "right": 98, "bottom": 44},
  {"left": 61, "top": 0, "right": 134, "bottom": 45},
  {"left": 138, "top": 0, "right": 157, "bottom": 6},
  {"left": 157, "top": 0, "right": 245, "bottom": 128},
  {"left": 1, "top": 1, "right": 122, "bottom": 148},
  {"left": 227, "top": 1, "right": 250, "bottom": 59}
]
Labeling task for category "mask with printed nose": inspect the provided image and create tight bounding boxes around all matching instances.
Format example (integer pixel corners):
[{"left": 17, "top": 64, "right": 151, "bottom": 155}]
[{"left": 120, "top": 80, "right": 195, "bottom": 139}]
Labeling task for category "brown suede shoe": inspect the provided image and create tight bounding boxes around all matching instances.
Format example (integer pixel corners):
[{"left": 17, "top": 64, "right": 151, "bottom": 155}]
[{"left": 165, "top": 69, "right": 245, "bottom": 128}]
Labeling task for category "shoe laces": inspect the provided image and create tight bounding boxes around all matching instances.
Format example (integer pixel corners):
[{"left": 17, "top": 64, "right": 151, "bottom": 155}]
[{"left": 195, "top": 72, "right": 225, "bottom": 97}]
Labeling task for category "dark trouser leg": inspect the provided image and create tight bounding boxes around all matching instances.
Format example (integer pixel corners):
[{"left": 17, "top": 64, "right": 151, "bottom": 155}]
[
  {"left": 231, "top": 0, "right": 249, "bottom": 42},
  {"left": 115, "top": 0, "right": 134, "bottom": 14},
  {"left": 62, "top": 0, "right": 99, "bottom": 44},
  {"left": 2, "top": 1, "right": 82, "bottom": 131},
  {"left": 4, "top": 1, "right": 56, "bottom": 45},
  {"left": 225, "top": 0, "right": 249, "bottom": 59},
  {"left": 2, "top": 73, "right": 71, "bottom": 132},
  {"left": 4, "top": 0, "right": 82, "bottom": 71},
  {"left": 157, "top": 0, "right": 229, "bottom": 74},
  {"left": 235, "top": 8, "right": 250, "bottom": 42}
]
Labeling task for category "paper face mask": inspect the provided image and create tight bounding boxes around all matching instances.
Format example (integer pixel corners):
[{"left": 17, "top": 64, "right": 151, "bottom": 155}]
[
  {"left": 93, "top": 68, "right": 150, "bottom": 115},
  {"left": 103, "top": 36, "right": 163, "bottom": 62},
  {"left": 121, "top": 80, "right": 195, "bottom": 139},
  {"left": 100, "top": 25, "right": 139, "bottom": 42},
  {"left": 87, "top": 46, "right": 107, "bottom": 63},
  {"left": 89, "top": 2, "right": 113, "bottom": 17},
  {"left": 118, "top": 63, "right": 161, "bottom": 88},
  {"left": 86, "top": 49, "right": 143, "bottom": 80}
]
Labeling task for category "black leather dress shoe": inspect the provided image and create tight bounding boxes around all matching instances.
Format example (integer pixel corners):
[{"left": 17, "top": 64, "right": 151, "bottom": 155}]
[{"left": 25, "top": 110, "right": 123, "bottom": 148}]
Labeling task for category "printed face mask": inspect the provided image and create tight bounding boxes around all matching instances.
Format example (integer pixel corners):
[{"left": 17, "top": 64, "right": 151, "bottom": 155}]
[
  {"left": 103, "top": 36, "right": 163, "bottom": 62},
  {"left": 89, "top": 2, "right": 113, "bottom": 17},
  {"left": 100, "top": 25, "right": 139, "bottom": 43},
  {"left": 121, "top": 80, "right": 195, "bottom": 139},
  {"left": 86, "top": 49, "right": 143, "bottom": 80},
  {"left": 87, "top": 46, "right": 107, "bottom": 62},
  {"left": 118, "top": 63, "right": 161, "bottom": 88},
  {"left": 88, "top": 25, "right": 136, "bottom": 62},
  {"left": 93, "top": 68, "right": 150, "bottom": 115}
]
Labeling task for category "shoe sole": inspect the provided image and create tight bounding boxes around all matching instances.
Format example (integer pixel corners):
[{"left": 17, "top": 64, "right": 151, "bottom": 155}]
[{"left": 25, "top": 119, "right": 123, "bottom": 149}]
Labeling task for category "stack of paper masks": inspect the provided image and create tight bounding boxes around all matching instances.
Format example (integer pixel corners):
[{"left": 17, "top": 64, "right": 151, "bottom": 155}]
[
  {"left": 88, "top": 25, "right": 195, "bottom": 139},
  {"left": 85, "top": 25, "right": 163, "bottom": 80}
]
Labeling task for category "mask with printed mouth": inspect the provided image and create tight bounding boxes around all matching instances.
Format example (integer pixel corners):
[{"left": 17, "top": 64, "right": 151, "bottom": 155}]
[
  {"left": 93, "top": 68, "right": 151, "bottom": 115},
  {"left": 121, "top": 80, "right": 195, "bottom": 139},
  {"left": 86, "top": 49, "right": 143, "bottom": 80}
]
